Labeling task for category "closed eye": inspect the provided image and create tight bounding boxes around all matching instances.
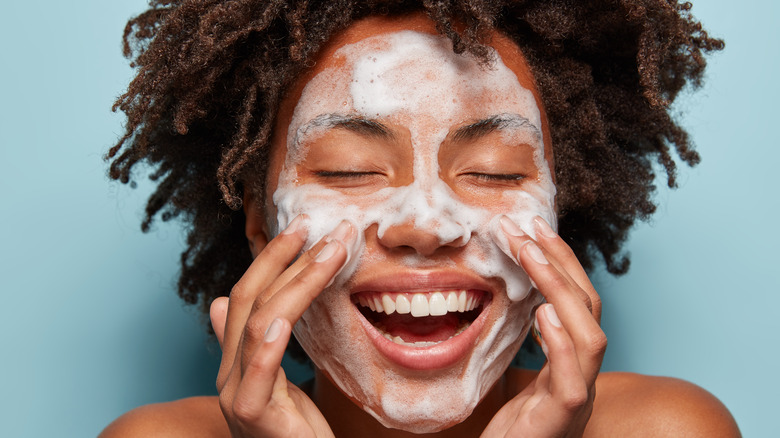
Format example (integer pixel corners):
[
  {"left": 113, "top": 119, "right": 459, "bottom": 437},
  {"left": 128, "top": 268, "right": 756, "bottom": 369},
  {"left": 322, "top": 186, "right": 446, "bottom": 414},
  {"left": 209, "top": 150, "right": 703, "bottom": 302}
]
[
  {"left": 314, "top": 170, "right": 383, "bottom": 178},
  {"left": 456, "top": 172, "right": 529, "bottom": 189},
  {"left": 467, "top": 173, "right": 525, "bottom": 181},
  {"left": 465, "top": 173, "right": 526, "bottom": 182},
  {"left": 313, "top": 170, "right": 389, "bottom": 191}
]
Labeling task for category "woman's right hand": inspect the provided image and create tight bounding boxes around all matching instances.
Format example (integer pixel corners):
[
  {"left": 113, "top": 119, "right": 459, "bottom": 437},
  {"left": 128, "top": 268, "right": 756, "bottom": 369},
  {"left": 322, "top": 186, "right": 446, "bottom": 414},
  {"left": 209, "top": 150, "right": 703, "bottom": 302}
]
[{"left": 209, "top": 216, "right": 355, "bottom": 438}]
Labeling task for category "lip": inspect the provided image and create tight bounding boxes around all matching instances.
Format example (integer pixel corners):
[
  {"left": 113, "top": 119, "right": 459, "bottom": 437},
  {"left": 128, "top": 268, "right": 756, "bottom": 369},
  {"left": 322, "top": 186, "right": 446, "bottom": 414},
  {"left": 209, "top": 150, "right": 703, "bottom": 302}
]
[
  {"left": 350, "top": 270, "right": 496, "bottom": 370},
  {"left": 350, "top": 270, "right": 497, "bottom": 294}
]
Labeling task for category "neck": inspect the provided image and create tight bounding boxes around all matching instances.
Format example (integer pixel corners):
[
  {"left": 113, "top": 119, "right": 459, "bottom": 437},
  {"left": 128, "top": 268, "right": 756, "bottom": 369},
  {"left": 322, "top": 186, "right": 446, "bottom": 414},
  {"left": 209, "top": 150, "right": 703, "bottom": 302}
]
[{"left": 310, "top": 368, "right": 525, "bottom": 438}]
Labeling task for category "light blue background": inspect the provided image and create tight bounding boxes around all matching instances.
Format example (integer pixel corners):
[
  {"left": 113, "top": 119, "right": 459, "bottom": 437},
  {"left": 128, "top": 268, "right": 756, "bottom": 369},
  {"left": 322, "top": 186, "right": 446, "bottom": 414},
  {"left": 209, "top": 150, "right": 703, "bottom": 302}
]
[{"left": 0, "top": 1, "right": 776, "bottom": 436}]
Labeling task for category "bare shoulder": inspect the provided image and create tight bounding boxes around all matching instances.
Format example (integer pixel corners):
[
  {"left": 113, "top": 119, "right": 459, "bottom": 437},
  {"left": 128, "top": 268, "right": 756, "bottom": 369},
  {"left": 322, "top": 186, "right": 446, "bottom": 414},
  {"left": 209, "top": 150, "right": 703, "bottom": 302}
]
[
  {"left": 99, "top": 396, "right": 229, "bottom": 438},
  {"left": 586, "top": 372, "right": 741, "bottom": 437}
]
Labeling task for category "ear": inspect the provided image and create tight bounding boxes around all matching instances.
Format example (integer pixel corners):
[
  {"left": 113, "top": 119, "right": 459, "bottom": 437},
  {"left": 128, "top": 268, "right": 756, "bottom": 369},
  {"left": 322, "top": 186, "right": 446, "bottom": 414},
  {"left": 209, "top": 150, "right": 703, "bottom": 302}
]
[{"left": 243, "top": 190, "right": 269, "bottom": 258}]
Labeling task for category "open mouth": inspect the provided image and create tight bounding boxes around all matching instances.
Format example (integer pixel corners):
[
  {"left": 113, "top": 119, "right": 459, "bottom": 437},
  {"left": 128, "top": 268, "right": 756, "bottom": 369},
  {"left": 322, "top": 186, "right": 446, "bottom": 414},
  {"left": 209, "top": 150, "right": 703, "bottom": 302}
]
[{"left": 353, "top": 290, "right": 489, "bottom": 347}]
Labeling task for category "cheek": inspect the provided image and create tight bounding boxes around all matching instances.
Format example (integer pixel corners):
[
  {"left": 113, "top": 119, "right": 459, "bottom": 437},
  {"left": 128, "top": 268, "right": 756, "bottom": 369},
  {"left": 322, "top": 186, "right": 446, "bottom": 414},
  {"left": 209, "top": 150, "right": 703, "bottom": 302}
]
[{"left": 457, "top": 182, "right": 556, "bottom": 302}]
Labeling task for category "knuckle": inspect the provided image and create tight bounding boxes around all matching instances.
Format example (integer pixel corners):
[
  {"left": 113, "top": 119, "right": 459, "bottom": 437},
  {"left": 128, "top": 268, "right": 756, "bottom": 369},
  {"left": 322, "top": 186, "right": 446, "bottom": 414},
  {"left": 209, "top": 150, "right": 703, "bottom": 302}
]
[
  {"left": 242, "top": 317, "right": 266, "bottom": 346},
  {"left": 584, "top": 331, "right": 608, "bottom": 355},
  {"left": 229, "top": 283, "right": 251, "bottom": 302},
  {"left": 251, "top": 291, "right": 272, "bottom": 311},
  {"left": 232, "top": 398, "right": 261, "bottom": 423},
  {"left": 216, "top": 371, "right": 228, "bottom": 392},
  {"left": 561, "top": 385, "right": 589, "bottom": 411},
  {"left": 244, "top": 349, "right": 269, "bottom": 375},
  {"left": 218, "top": 391, "right": 234, "bottom": 416},
  {"left": 589, "top": 294, "right": 602, "bottom": 313},
  {"left": 580, "top": 291, "right": 592, "bottom": 309}
]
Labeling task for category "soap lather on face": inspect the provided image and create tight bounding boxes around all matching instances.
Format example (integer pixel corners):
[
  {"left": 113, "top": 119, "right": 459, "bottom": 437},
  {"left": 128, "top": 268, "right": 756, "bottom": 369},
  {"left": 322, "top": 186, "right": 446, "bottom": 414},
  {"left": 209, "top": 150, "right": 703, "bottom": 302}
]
[{"left": 269, "top": 30, "right": 556, "bottom": 432}]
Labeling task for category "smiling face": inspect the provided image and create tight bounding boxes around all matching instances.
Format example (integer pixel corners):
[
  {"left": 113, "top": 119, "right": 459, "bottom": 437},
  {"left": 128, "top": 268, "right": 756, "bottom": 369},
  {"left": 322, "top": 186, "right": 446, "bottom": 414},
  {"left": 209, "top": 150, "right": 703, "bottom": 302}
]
[{"left": 263, "top": 15, "right": 556, "bottom": 433}]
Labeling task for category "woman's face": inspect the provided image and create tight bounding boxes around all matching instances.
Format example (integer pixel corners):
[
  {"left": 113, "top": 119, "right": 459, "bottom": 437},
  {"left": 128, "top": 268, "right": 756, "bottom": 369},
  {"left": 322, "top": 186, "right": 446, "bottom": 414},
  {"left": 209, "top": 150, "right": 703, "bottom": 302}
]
[{"left": 263, "top": 14, "right": 556, "bottom": 433}]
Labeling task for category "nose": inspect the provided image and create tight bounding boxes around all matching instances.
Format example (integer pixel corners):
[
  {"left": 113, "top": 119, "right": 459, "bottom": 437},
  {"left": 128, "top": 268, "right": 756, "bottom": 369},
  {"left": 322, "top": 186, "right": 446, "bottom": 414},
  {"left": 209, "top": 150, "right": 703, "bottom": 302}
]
[
  {"left": 377, "top": 222, "right": 468, "bottom": 257},
  {"left": 373, "top": 179, "right": 472, "bottom": 256}
]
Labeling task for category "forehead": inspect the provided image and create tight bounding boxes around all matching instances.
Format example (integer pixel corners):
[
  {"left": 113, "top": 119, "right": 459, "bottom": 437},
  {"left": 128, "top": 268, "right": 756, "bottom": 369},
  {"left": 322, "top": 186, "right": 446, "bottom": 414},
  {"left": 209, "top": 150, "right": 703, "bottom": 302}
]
[
  {"left": 272, "top": 14, "right": 551, "bottom": 152},
  {"left": 296, "top": 31, "right": 540, "bottom": 142}
]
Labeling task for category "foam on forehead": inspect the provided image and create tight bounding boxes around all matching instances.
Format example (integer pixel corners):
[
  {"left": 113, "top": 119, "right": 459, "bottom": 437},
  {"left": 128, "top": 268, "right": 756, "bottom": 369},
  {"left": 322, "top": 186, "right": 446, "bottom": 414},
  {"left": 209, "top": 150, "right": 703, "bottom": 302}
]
[
  {"left": 285, "top": 31, "right": 544, "bottom": 157},
  {"left": 348, "top": 31, "right": 542, "bottom": 128}
]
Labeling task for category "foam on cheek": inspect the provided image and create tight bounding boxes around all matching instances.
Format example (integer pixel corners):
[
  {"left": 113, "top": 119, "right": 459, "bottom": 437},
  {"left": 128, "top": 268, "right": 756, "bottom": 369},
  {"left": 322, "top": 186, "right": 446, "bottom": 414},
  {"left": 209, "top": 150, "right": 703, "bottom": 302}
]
[{"left": 273, "top": 30, "right": 556, "bottom": 432}]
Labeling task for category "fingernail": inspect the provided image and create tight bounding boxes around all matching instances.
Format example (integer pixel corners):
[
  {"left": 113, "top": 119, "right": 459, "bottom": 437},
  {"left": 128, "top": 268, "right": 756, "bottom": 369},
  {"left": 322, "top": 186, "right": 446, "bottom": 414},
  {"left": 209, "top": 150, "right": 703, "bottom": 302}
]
[
  {"left": 524, "top": 241, "right": 549, "bottom": 265},
  {"left": 534, "top": 308, "right": 549, "bottom": 356},
  {"left": 534, "top": 216, "right": 557, "bottom": 239},
  {"left": 264, "top": 318, "right": 283, "bottom": 343},
  {"left": 499, "top": 216, "right": 525, "bottom": 237},
  {"left": 545, "top": 304, "right": 562, "bottom": 328},
  {"left": 281, "top": 215, "right": 305, "bottom": 235},
  {"left": 327, "top": 220, "right": 353, "bottom": 243},
  {"left": 315, "top": 240, "right": 339, "bottom": 262},
  {"left": 532, "top": 317, "right": 542, "bottom": 344}
]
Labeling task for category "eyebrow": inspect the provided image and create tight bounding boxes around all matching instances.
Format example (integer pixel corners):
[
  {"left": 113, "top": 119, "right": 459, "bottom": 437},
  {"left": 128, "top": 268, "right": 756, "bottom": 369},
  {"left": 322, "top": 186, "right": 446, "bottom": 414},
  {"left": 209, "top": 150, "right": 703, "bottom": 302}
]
[
  {"left": 451, "top": 114, "right": 541, "bottom": 142},
  {"left": 334, "top": 117, "right": 393, "bottom": 138},
  {"left": 292, "top": 113, "right": 395, "bottom": 149}
]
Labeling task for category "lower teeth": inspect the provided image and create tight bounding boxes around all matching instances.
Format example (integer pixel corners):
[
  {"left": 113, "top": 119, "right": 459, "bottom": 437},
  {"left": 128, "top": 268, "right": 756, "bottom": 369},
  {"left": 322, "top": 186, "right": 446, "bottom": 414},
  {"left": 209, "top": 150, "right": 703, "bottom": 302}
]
[{"left": 377, "top": 321, "right": 471, "bottom": 347}]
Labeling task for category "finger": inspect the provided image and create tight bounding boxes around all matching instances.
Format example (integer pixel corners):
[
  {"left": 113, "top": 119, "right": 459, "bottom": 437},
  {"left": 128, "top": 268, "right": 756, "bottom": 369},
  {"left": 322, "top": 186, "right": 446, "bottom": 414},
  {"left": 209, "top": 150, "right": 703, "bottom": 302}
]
[
  {"left": 535, "top": 303, "right": 595, "bottom": 436},
  {"left": 221, "top": 220, "right": 355, "bottom": 389},
  {"left": 499, "top": 215, "right": 594, "bottom": 330},
  {"left": 537, "top": 304, "right": 588, "bottom": 405},
  {"left": 231, "top": 318, "right": 291, "bottom": 425},
  {"left": 499, "top": 216, "right": 606, "bottom": 379},
  {"left": 498, "top": 216, "right": 580, "bottom": 292},
  {"left": 240, "top": 237, "right": 352, "bottom": 371},
  {"left": 501, "top": 305, "right": 588, "bottom": 437},
  {"left": 210, "top": 297, "right": 229, "bottom": 348},
  {"left": 218, "top": 222, "right": 308, "bottom": 390},
  {"left": 221, "top": 215, "right": 309, "bottom": 367},
  {"left": 252, "top": 220, "right": 355, "bottom": 312},
  {"left": 520, "top": 242, "right": 607, "bottom": 383},
  {"left": 533, "top": 216, "right": 601, "bottom": 322}
]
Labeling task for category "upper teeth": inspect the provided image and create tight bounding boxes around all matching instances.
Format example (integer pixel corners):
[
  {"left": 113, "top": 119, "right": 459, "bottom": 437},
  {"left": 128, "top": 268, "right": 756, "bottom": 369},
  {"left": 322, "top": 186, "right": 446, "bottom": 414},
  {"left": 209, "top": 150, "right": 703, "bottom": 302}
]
[{"left": 356, "top": 291, "right": 481, "bottom": 317}]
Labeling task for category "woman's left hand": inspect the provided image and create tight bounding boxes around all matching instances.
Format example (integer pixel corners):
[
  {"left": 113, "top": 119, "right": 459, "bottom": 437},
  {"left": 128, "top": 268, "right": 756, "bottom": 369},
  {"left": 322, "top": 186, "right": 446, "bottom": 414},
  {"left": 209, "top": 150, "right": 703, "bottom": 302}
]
[{"left": 481, "top": 216, "right": 606, "bottom": 438}]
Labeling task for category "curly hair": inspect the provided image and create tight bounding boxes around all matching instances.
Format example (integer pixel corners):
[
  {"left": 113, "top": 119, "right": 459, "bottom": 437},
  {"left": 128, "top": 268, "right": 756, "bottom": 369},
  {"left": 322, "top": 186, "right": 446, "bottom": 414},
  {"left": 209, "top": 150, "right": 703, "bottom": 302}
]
[{"left": 108, "top": 0, "right": 722, "bottom": 322}]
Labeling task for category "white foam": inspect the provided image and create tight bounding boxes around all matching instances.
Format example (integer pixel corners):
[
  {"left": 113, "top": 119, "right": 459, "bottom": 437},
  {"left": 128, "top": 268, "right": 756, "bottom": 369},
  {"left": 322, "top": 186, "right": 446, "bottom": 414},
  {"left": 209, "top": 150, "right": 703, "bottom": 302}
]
[{"left": 274, "top": 30, "right": 555, "bottom": 432}]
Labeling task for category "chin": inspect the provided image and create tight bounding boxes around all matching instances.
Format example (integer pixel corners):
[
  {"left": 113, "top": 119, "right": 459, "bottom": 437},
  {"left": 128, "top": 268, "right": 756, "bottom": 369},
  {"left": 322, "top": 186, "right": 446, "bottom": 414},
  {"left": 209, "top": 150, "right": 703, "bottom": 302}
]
[{"left": 364, "top": 386, "right": 477, "bottom": 434}]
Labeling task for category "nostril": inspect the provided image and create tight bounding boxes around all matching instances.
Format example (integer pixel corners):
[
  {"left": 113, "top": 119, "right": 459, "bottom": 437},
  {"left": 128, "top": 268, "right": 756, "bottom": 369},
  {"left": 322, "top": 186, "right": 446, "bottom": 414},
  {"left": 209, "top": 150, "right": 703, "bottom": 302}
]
[
  {"left": 445, "top": 233, "right": 471, "bottom": 248},
  {"left": 377, "top": 222, "right": 467, "bottom": 256}
]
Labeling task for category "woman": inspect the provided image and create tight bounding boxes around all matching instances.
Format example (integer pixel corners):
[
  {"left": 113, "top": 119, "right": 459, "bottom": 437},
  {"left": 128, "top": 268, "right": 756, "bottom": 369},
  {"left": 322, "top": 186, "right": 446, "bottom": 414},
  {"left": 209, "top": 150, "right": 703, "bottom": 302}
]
[{"left": 101, "top": 1, "right": 739, "bottom": 436}]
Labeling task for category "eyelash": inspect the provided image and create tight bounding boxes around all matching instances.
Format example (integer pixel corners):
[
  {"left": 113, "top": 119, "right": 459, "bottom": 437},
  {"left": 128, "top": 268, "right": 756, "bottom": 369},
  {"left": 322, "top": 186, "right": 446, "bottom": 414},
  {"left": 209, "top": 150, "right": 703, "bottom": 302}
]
[
  {"left": 315, "top": 170, "right": 381, "bottom": 178},
  {"left": 466, "top": 173, "right": 526, "bottom": 182}
]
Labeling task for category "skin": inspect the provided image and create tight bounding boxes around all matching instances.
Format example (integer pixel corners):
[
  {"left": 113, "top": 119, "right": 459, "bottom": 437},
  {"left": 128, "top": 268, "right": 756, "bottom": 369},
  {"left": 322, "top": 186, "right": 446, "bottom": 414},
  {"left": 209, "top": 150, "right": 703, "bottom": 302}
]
[{"left": 100, "top": 14, "right": 742, "bottom": 438}]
